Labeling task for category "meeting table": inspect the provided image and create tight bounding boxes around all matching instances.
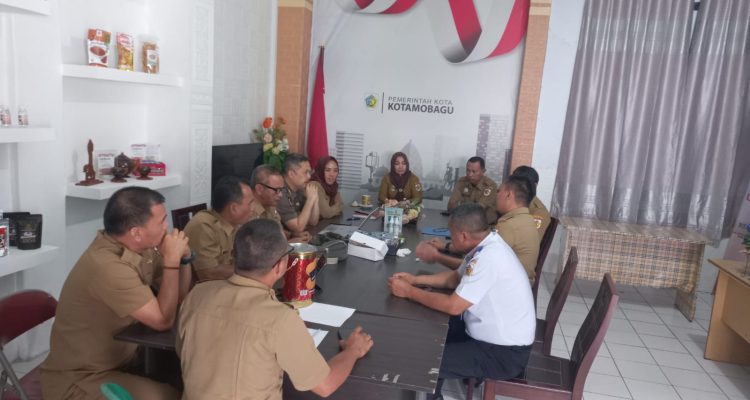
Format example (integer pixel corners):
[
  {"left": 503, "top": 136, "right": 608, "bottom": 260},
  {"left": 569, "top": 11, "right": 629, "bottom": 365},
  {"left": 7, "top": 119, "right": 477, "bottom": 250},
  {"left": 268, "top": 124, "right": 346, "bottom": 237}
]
[{"left": 115, "top": 208, "right": 453, "bottom": 399}]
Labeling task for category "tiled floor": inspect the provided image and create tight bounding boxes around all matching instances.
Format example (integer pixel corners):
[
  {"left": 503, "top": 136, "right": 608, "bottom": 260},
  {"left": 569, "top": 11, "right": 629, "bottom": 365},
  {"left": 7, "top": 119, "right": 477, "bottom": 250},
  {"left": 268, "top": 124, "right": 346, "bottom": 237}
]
[
  {"left": 437, "top": 271, "right": 750, "bottom": 400},
  {"left": 11, "top": 272, "right": 750, "bottom": 400}
]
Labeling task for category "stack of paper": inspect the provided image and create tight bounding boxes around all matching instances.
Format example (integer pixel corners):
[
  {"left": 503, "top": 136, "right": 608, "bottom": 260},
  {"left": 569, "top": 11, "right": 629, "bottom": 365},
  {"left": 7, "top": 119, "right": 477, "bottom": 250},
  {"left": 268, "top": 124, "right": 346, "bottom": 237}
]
[{"left": 298, "top": 302, "right": 355, "bottom": 327}]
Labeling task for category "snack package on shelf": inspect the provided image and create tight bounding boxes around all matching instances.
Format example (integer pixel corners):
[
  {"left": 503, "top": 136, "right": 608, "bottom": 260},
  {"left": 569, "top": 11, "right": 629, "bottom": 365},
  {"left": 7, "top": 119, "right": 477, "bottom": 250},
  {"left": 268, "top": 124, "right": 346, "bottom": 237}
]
[
  {"left": 95, "top": 150, "right": 116, "bottom": 176},
  {"left": 16, "top": 214, "right": 42, "bottom": 250},
  {"left": 116, "top": 33, "right": 134, "bottom": 71},
  {"left": 87, "top": 28, "right": 112, "bottom": 67},
  {"left": 141, "top": 160, "right": 166, "bottom": 176},
  {"left": 141, "top": 37, "right": 160, "bottom": 74},
  {"left": 0, "top": 212, "right": 8, "bottom": 257},
  {"left": 3, "top": 212, "right": 30, "bottom": 247},
  {"left": 130, "top": 143, "right": 161, "bottom": 161}
]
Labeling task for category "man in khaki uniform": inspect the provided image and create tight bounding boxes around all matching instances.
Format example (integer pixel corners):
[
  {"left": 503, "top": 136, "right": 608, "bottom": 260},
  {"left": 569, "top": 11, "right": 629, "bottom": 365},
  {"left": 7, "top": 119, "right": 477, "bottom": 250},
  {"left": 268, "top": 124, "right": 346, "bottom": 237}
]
[
  {"left": 448, "top": 156, "right": 498, "bottom": 224},
  {"left": 512, "top": 165, "right": 551, "bottom": 238},
  {"left": 184, "top": 176, "right": 256, "bottom": 282},
  {"left": 177, "top": 219, "right": 373, "bottom": 399},
  {"left": 250, "top": 164, "right": 284, "bottom": 222},
  {"left": 42, "top": 187, "right": 192, "bottom": 400},
  {"left": 417, "top": 176, "right": 540, "bottom": 283},
  {"left": 494, "top": 175, "right": 541, "bottom": 282},
  {"left": 277, "top": 154, "right": 320, "bottom": 234}
]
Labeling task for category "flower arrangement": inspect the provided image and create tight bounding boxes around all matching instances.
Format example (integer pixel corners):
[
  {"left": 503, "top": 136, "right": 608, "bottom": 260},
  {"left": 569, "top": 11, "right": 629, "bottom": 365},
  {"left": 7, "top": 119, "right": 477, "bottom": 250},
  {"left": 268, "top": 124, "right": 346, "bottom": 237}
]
[{"left": 253, "top": 117, "right": 289, "bottom": 172}]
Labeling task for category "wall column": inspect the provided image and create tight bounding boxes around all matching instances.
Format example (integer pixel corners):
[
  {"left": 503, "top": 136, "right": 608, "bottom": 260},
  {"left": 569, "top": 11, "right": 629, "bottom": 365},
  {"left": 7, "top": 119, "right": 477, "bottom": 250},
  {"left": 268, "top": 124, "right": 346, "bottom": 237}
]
[
  {"left": 510, "top": 0, "right": 553, "bottom": 171},
  {"left": 275, "top": 0, "right": 313, "bottom": 153}
]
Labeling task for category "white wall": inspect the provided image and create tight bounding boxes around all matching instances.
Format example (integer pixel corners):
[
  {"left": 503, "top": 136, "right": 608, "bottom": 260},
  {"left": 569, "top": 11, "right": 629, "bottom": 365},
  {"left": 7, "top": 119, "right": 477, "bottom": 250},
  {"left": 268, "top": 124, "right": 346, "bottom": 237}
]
[
  {"left": 531, "top": 0, "right": 586, "bottom": 207},
  {"left": 212, "top": 0, "right": 272, "bottom": 146},
  {"left": 0, "top": 0, "right": 65, "bottom": 360},
  {"left": 60, "top": 0, "right": 197, "bottom": 287}
]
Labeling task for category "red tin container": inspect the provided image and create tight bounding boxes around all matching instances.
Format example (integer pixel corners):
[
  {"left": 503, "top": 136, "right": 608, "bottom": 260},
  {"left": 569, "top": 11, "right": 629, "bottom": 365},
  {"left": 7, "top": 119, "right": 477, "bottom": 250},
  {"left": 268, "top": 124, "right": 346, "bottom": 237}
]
[{"left": 283, "top": 243, "right": 326, "bottom": 307}]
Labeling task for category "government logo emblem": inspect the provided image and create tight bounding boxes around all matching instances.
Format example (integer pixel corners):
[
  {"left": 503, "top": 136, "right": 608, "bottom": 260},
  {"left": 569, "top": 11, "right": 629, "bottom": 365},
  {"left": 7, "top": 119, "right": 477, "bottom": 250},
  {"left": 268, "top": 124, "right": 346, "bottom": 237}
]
[{"left": 364, "top": 94, "right": 378, "bottom": 109}]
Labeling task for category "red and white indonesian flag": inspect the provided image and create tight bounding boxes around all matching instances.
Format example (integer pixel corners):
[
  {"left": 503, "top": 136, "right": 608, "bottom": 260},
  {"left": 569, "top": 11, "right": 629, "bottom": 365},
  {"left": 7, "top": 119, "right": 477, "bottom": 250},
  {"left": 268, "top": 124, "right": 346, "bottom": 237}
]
[{"left": 337, "top": 0, "right": 529, "bottom": 63}]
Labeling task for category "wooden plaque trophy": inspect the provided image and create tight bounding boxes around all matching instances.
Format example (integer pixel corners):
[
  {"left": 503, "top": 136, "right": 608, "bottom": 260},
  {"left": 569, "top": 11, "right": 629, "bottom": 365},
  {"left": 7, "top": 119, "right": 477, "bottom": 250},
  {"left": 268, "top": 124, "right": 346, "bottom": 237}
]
[{"left": 76, "top": 139, "right": 103, "bottom": 186}]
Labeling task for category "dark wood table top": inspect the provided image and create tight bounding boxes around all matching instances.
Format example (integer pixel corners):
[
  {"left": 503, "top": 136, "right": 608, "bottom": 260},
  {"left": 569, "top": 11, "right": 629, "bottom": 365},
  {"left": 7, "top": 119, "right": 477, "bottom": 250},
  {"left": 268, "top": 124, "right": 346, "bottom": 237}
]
[
  {"left": 289, "top": 311, "right": 446, "bottom": 396},
  {"left": 310, "top": 208, "right": 452, "bottom": 325}
]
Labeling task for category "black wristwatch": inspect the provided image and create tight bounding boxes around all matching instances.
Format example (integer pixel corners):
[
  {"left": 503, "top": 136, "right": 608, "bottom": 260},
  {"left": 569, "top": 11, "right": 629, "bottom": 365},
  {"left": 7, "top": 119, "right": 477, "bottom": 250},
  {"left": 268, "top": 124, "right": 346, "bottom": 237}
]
[{"left": 180, "top": 250, "right": 196, "bottom": 265}]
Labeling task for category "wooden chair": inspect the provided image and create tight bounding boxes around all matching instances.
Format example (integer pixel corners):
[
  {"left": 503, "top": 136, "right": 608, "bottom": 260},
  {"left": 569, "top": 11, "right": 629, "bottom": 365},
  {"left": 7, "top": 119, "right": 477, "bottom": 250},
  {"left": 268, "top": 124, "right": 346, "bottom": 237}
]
[
  {"left": 535, "top": 247, "right": 578, "bottom": 356},
  {"left": 0, "top": 290, "right": 58, "bottom": 400},
  {"left": 171, "top": 204, "right": 207, "bottom": 231},
  {"left": 481, "top": 273, "right": 619, "bottom": 400},
  {"left": 532, "top": 217, "right": 559, "bottom": 305}
]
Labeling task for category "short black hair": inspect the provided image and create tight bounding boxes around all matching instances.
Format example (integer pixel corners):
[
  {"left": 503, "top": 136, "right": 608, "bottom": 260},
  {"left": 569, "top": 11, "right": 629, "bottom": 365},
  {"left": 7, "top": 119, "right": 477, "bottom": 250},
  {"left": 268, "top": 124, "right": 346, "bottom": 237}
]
[
  {"left": 503, "top": 175, "right": 535, "bottom": 207},
  {"left": 284, "top": 153, "right": 309, "bottom": 174},
  {"left": 212, "top": 176, "right": 251, "bottom": 212},
  {"left": 104, "top": 187, "right": 166, "bottom": 235},
  {"left": 467, "top": 156, "right": 485, "bottom": 170},
  {"left": 512, "top": 165, "right": 539, "bottom": 185},
  {"left": 234, "top": 219, "right": 290, "bottom": 273},
  {"left": 449, "top": 203, "right": 489, "bottom": 233},
  {"left": 250, "top": 164, "right": 282, "bottom": 188}
]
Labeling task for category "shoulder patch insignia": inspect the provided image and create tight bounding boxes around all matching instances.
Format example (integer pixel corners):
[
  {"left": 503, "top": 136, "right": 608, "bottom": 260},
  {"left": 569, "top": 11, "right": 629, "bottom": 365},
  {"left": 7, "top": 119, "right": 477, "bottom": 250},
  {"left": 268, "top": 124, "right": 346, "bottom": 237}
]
[
  {"left": 533, "top": 216, "right": 542, "bottom": 229},
  {"left": 483, "top": 188, "right": 492, "bottom": 197},
  {"left": 415, "top": 183, "right": 422, "bottom": 192},
  {"left": 466, "top": 258, "right": 478, "bottom": 276}
]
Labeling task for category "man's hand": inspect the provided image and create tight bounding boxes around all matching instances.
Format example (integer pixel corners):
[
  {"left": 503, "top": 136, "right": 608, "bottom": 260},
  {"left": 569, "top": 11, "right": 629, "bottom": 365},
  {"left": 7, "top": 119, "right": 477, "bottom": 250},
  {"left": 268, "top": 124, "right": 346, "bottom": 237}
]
[
  {"left": 340, "top": 326, "right": 373, "bottom": 359},
  {"left": 289, "top": 231, "right": 311, "bottom": 243},
  {"left": 388, "top": 276, "right": 414, "bottom": 299},
  {"left": 387, "top": 199, "right": 398, "bottom": 207},
  {"left": 159, "top": 229, "right": 189, "bottom": 267},
  {"left": 415, "top": 241, "right": 440, "bottom": 263},
  {"left": 391, "top": 272, "right": 416, "bottom": 285},
  {"left": 426, "top": 238, "right": 445, "bottom": 250},
  {"left": 305, "top": 183, "right": 319, "bottom": 201}
]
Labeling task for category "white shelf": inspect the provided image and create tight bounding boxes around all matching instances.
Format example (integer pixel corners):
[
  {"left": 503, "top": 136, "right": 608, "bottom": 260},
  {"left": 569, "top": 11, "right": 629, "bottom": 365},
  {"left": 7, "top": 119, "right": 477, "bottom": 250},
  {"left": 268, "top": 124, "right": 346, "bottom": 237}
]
[
  {"left": 0, "top": 0, "right": 51, "bottom": 15},
  {"left": 0, "top": 245, "right": 60, "bottom": 278},
  {"left": 0, "top": 127, "right": 54, "bottom": 143},
  {"left": 66, "top": 174, "right": 183, "bottom": 200},
  {"left": 61, "top": 64, "right": 183, "bottom": 87}
]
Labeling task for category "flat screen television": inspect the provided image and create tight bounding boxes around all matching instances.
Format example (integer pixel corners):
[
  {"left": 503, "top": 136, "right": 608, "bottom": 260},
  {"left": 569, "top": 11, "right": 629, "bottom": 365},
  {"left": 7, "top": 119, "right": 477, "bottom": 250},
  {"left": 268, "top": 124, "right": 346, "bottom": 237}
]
[{"left": 211, "top": 143, "right": 263, "bottom": 191}]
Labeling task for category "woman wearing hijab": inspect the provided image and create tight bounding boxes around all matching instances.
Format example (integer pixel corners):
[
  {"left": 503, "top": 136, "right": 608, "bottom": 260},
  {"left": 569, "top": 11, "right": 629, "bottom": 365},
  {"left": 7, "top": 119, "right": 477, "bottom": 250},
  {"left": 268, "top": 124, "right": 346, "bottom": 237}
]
[
  {"left": 378, "top": 152, "right": 423, "bottom": 222},
  {"left": 310, "top": 156, "right": 344, "bottom": 218}
]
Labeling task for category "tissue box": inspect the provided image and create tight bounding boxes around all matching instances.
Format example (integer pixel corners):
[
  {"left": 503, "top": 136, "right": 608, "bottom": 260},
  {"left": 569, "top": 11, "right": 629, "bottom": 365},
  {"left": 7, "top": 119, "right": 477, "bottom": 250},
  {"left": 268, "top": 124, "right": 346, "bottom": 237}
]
[{"left": 347, "top": 231, "right": 388, "bottom": 261}]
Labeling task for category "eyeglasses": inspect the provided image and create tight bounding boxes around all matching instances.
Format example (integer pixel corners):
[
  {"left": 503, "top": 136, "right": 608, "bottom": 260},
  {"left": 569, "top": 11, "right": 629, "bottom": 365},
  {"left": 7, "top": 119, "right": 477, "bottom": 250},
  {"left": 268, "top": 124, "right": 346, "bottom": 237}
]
[
  {"left": 260, "top": 183, "right": 284, "bottom": 194},
  {"left": 277, "top": 244, "right": 295, "bottom": 270}
]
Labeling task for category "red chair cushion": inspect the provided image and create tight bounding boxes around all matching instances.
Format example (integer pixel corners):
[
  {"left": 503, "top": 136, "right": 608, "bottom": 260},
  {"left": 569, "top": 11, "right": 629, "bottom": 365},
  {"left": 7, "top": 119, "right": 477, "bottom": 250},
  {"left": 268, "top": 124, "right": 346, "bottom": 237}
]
[{"left": 3, "top": 367, "right": 43, "bottom": 400}]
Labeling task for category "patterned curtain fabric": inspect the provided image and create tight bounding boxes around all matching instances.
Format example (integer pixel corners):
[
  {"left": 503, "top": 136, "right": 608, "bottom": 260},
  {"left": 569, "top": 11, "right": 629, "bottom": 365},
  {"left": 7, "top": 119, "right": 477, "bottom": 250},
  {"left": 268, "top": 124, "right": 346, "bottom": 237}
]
[{"left": 551, "top": 0, "right": 750, "bottom": 242}]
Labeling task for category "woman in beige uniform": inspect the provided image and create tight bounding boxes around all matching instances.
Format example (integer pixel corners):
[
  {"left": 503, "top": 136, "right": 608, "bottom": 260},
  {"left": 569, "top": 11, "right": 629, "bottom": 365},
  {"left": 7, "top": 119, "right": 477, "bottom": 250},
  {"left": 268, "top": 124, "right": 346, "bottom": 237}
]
[
  {"left": 378, "top": 152, "right": 423, "bottom": 222},
  {"left": 310, "top": 156, "right": 344, "bottom": 218}
]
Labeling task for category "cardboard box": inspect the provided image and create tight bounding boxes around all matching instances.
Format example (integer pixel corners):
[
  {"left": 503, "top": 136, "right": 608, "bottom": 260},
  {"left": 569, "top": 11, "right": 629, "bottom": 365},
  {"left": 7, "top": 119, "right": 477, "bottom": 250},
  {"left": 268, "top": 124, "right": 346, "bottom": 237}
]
[{"left": 347, "top": 231, "right": 388, "bottom": 261}]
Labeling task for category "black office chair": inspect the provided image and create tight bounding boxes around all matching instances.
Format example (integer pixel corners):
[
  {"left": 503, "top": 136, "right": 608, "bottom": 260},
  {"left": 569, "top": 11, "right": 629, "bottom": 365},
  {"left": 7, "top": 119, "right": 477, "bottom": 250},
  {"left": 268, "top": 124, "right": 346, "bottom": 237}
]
[{"left": 171, "top": 204, "right": 207, "bottom": 230}]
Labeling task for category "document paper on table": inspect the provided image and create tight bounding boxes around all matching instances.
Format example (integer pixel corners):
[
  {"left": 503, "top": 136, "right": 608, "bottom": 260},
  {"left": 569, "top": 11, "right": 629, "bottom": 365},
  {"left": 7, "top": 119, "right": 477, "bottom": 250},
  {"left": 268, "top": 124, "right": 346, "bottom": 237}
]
[
  {"left": 298, "top": 302, "right": 355, "bottom": 327},
  {"left": 307, "top": 328, "right": 328, "bottom": 348}
]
